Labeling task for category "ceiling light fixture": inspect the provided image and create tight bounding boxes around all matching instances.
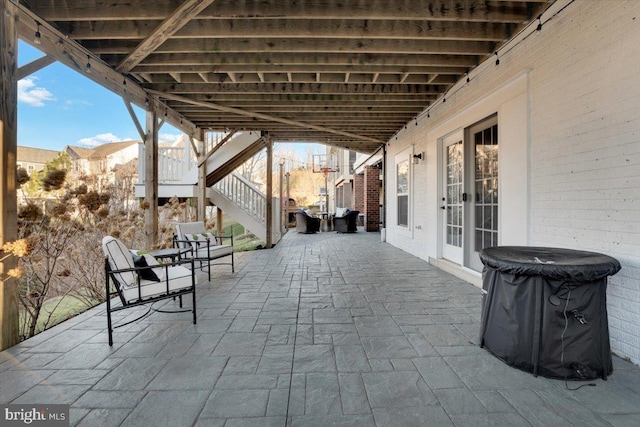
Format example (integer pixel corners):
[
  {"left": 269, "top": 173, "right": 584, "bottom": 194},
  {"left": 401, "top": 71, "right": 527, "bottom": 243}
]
[{"left": 34, "top": 21, "right": 42, "bottom": 45}]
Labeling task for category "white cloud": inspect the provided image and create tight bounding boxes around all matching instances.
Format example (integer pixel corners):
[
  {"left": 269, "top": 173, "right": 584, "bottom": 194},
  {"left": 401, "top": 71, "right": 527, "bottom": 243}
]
[
  {"left": 77, "top": 133, "right": 122, "bottom": 147},
  {"left": 159, "top": 133, "right": 186, "bottom": 145},
  {"left": 18, "top": 77, "right": 55, "bottom": 107},
  {"left": 63, "top": 99, "right": 93, "bottom": 110}
]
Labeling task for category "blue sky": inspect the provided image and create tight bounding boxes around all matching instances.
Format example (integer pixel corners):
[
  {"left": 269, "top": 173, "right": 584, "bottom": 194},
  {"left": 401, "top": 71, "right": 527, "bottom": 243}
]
[
  {"left": 17, "top": 41, "right": 182, "bottom": 150},
  {"left": 17, "top": 41, "right": 325, "bottom": 159}
]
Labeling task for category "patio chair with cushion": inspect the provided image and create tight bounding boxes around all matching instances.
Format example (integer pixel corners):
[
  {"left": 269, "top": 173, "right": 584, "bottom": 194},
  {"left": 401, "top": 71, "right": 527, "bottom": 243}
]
[
  {"left": 334, "top": 209, "right": 360, "bottom": 233},
  {"left": 102, "top": 236, "right": 197, "bottom": 346},
  {"left": 174, "top": 221, "right": 234, "bottom": 280},
  {"left": 295, "top": 210, "right": 321, "bottom": 233}
]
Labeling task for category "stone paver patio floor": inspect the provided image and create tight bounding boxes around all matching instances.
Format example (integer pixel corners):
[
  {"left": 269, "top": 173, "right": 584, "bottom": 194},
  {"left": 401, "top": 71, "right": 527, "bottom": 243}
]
[{"left": 1, "top": 230, "right": 639, "bottom": 426}]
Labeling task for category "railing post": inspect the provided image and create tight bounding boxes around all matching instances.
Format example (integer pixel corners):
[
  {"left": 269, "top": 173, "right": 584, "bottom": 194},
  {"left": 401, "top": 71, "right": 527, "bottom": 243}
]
[
  {"left": 1, "top": 0, "right": 20, "bottom": 350},
  {"left": 144, "top": 99, "right": 159, "bottom": 249},
  {"left": 265, "top": 136, "right": 273, "bottom": 248}
]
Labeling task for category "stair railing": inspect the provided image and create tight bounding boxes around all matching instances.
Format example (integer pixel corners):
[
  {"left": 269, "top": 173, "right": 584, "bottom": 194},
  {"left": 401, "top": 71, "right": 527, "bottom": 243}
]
[{"left": 213, "top": 172, "right": 266, "bottom": 224}]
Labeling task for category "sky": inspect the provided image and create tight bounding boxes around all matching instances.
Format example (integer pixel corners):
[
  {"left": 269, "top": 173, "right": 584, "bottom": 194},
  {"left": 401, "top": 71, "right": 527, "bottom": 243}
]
[{"left": 17, "top": 41, "right": 325, "bottom": 159}]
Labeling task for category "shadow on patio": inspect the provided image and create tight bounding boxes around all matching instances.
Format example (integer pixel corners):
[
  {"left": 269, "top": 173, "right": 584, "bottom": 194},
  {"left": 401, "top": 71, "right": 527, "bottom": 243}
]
[{"left": 1, "top": 230, "right": 639, "bottom": 426}]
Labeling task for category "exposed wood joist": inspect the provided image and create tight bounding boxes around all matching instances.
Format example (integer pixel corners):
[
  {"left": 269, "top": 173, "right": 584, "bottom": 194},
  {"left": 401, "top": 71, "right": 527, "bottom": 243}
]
[
  {"left": 132, "top": 72, "right": 458, "bottom": 85},
  {"left": 55, "top": 19, "right": 515, "bottom": 41},
  {"left": 12, "top": 0, "right": 552, "bottom": 151},
  {"left": 30, "top": 0, "right": 544, "bottom": 23},
  {"left": 148, "top": 90, "right": 383, "bottom": 144},
  {"left": 143, "top": 82, "right": 450, "bottom": 95},
  {"left": 116, "top": 0, "right": 217, "bottom": 72},
  {"left": 108, "top": 53, "right": 480, "bottom": 69},
  {"left": 81, "top": 38, "right": 495, "bottom": 56}
]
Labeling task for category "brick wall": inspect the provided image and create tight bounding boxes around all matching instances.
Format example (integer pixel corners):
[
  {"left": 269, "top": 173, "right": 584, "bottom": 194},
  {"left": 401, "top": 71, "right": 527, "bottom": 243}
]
[
  {"left": 364, "top": 165, "right": 380, "bottom": 231},
  {"left": 354, "top": 174, "right": 365, "bottom": 214},
  {"left": 343, "top": 181, "right": 353, "bottom": 210}
]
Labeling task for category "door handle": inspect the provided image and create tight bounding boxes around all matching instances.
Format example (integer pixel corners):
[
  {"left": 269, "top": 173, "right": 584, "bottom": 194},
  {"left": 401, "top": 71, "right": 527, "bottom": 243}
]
[
  {"left": 462, "top": 193, "right": 468, "bottom": 202},
  {"left": 440, "top": 206, "right": 446, "bottom": 210}
]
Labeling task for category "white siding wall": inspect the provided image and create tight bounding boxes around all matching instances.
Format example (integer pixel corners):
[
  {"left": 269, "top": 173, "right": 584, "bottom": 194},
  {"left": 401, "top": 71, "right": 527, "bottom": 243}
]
[{"left": 385, "top": 0, "right": 640, "bottom": 364}]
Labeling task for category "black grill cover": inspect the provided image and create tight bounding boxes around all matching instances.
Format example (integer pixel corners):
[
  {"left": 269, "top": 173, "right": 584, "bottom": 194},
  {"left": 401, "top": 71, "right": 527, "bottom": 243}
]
[{"left": 479, "top": 246, "right": 621, "bottom": 380}]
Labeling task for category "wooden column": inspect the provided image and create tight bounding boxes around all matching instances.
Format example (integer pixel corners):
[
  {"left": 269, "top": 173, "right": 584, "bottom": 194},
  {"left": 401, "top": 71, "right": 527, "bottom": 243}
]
[
  {"left": 216, "top": 207, "right": 223, "bottom": 234},
  {"left": 265, "top": 136, "right": 273, "bottom": 248},
  {"left": 279, "top": 161, "right": 285, "bottom": 233},
  {"left": 196, "top": 133, "right": 207, "bottom": 221},
  {"left": 0, "top": 1, "right": 19, "bottom": 350},
  {"left": 144, "top": 102, "right": 159, "bottom": 249}
]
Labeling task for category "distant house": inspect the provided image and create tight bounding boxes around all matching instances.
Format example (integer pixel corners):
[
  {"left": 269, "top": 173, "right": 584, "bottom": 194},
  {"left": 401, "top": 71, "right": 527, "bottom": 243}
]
[
  {"left": 17, "top": 146, "right": 59, "bottom": 174},
  {"left": 64, "top": 141, "right": 139, "bottom": 187}
]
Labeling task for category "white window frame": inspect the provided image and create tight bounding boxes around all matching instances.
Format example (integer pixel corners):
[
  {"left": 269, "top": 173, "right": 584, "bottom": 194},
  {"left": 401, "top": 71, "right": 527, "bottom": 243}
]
[{"left": 395, "top": 149, "right": 412, "bottom": 228}]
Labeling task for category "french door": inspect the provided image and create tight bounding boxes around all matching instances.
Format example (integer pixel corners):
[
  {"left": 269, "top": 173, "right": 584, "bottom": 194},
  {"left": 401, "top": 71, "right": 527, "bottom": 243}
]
[
  {"left": 441, "top": 116, "right": 499, "bottom": 271},
  {"left": 442, "top": 132, "right": 464, "bottom": 264}
]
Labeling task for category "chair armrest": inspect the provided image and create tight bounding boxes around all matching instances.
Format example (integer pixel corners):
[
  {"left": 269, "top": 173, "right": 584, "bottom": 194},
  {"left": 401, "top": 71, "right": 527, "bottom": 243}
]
[
  {"left": 213, "top": 234, "right": 234, "bottom": 245},
  {"left": 107, "top": 257, "right": 194, "bottom": 275}
]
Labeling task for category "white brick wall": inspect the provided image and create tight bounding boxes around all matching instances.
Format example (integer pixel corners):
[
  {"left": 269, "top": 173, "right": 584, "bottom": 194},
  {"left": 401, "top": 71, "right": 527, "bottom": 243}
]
[{"left": 385, "top": 0, "right": 640, "bottom": 364}]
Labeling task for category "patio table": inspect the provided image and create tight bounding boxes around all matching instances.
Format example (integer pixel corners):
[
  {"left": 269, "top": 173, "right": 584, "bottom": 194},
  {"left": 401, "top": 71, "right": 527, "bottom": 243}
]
[{"left": 148, "top": 247, "right": 192, "bottom": 263}]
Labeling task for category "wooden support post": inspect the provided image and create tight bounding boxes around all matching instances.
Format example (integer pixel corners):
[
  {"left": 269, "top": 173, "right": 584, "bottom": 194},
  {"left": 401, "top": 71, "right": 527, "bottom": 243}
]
[
  {"left": 216, "top": 207, "right": 223, "bottom": 234},
  {"left": 144, "top": 102, "right": 159, "bottom": 249},
  {"left": 285, "top": 171, "right": 291, "bottom": 228},
  {"left": 0, "top": 1, "right": 19, "bottom": 350},
  {"left": 265, "top": 136, "right": 273, "bottom": 248},
  {"left": 196, "top": 132, "right": 207, "bottom": 221},
  {"left": 279, "top": 161, "right": 284, "bottom": 233}
]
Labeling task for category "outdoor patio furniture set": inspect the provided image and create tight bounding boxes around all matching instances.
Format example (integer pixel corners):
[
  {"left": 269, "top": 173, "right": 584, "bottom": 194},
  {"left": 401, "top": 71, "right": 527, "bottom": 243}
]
[
  {"left": 102, "top": 221, "right": 234, "bottom": 346},
  {"left": 296, "top": 208, "right": 359, "bottom": 234}
]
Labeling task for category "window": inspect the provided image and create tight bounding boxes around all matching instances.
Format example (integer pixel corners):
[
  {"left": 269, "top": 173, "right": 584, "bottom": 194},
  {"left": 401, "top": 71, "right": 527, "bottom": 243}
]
[
  {"left": 349, "top": 151, "right": 357, "bottom": 174},
  {"left": 397, "top": 159, "right": 409, "bottom": 227},
  {"left": 473, "top": 122, "right": 499, "bottom": 251},
  {"left": 28, "top": 165, "right": 35, "bottom": 173}
]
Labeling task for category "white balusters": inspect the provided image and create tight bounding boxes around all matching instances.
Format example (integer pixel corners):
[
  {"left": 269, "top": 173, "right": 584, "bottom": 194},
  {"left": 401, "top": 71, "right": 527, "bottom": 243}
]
[{"left": 213, "top": 173, "right": 266, "bottom": 225}]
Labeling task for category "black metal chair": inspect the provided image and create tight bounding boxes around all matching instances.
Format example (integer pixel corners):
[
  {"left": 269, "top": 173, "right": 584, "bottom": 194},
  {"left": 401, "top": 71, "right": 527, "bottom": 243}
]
[{"left": 102, "top": 236, "right": 197, "bottom": 346}]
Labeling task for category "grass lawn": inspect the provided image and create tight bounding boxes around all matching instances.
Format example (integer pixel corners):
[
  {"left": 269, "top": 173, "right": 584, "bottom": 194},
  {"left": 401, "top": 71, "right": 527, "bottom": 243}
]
[
  {"left": 21, "top": 294, "right": 96, "bottom": 337},
  {"left": 20, "top": 217, "right": 263, "bottom": 340},
  {"left": 220, "top": 218, "right": 265, "bottom": 252}
]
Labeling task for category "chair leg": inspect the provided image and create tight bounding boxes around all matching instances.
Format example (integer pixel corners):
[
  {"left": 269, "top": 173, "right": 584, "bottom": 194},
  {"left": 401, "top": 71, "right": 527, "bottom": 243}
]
[
  {"left": 106, "top": 301, "right": 113, "bottom": 347},
  {"left": 106, "top": 278, "right": 113, "bottom": 347},
  {"left": 192, "top": 290, "right": 197, "bottom": 325}
]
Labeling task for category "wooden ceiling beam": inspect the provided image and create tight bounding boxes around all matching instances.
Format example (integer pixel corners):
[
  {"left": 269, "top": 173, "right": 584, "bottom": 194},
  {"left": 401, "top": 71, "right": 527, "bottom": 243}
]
[
  {"left": 131, "top": 64, "right": 467, "bottom": 75},
  {"left": 31, "top": 0, "right": 543, "bottom": 23},
  {"left": 177, "top": 94, "right": 437, "bottom": 102},
  {"left": 57, "top": 19, "right": 513, "bottom": 41},
  {"left": 115, "top": 53, "right": 479, "bottom": 68},
  {"left": 80, "top": 38, "right": 495, "bottom": 56},
  {"left": 173, "top": 105, "right": 425, "bottom": 113},
  {"left": 148, "top": 90, "right": 383, "bottom": 144},
  {"left": 141, "top": 71, "right": 458, "bottom": 85},
  {"left": 143, "top": 82, "right": 449, "bottom": 95},
  {"left": 116, "top": 0, "right": 216, "bottom": 72}
]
